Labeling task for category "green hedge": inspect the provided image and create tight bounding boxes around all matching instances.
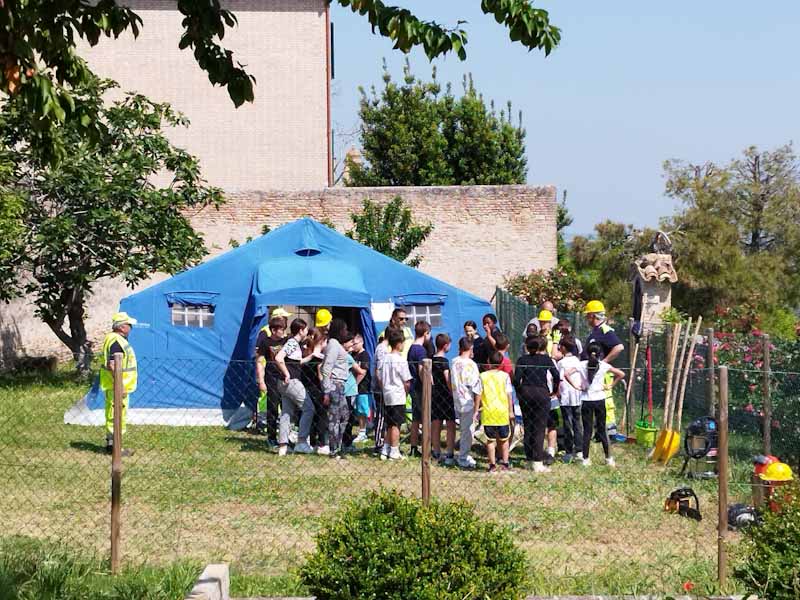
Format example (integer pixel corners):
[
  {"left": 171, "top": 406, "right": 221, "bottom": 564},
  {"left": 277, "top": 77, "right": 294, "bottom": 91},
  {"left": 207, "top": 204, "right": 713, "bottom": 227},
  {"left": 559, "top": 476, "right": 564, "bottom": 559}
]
[{"left": 300, "top": 489, "right": 528, "bottom": 600}]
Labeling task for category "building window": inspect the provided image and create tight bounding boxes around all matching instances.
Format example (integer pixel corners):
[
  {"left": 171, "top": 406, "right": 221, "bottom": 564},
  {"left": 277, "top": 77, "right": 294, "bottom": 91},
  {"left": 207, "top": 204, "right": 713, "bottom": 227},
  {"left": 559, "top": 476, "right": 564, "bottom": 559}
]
[
  {"left": 402, "top": 304, "right": 443, "bottom": 328},
  {"left": 171, "top": 304, "right": 215, "bottom": 328}
]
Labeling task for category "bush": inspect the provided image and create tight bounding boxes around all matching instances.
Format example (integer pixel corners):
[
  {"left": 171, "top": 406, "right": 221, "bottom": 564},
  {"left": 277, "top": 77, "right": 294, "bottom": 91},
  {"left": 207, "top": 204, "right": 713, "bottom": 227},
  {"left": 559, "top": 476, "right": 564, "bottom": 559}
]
[
  {"left": 503, "top": 267, "right": 584, "bottom": 312},
  {"left": 734, "top": 483, "right": 800, "bottom": 600},
  {"left": 0, "top": 536, "right": 198, "bottom": 600},
  {"left": 299, "top": 489, "right": 528, "bottom": 600}
]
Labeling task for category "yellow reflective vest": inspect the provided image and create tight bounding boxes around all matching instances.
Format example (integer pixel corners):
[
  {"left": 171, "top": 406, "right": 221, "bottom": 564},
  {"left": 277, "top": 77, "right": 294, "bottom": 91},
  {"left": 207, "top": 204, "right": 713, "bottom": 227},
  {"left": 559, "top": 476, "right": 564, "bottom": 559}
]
[{"left": 100, "top": 332, "right": 137, "bottom": 393}]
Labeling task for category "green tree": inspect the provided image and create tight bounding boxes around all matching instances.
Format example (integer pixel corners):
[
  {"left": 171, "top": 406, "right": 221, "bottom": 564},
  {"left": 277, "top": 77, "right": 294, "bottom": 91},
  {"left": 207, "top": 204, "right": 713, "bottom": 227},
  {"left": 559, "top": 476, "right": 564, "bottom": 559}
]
[
  {"left": 556, "top": 190, "right": 574, "bottom": 268},
  {"left": 569, "top": 221, "right": 656, "bottom": 318},
  {"left": 346, "top": 197, "right": 433, "bottom": 267},
  {"left": 663, "top": 144, "right": 800, "bottom": 332},
  {"left": 0, "top": 1, "right": 560, "bottom": 158},
  {"left": 346, "top": 63, "right": 527, "bottom": 186},
  {"left": 0, "top": 77, "right": 223, "bottom": 370}
]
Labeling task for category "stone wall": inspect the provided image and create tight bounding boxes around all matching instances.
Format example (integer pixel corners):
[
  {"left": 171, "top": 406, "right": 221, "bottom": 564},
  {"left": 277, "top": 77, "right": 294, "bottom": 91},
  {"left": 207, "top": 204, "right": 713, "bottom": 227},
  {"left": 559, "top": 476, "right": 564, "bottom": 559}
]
[{"left": 1, "top": 185, "right": 556, "bottom": 364}]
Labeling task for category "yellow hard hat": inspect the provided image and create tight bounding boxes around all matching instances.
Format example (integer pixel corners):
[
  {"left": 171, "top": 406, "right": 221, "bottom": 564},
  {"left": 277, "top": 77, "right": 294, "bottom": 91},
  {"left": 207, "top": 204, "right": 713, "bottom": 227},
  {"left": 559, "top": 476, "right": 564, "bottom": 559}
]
[
  {"left": 271, "top": 307, "right": 292, "bottom": 319},
  {"left": 584, "top": 300, "right": 606, "bottom": 314},
  {"left": 112, "top": 312, "right": 137, "bottom": 327},
  {"left": 759, "top": 462, "right": 794, "bottom": 482},
  {"left": 315, "top": 308, "right": 332, "bottom": 328},
  {"left": 538, "top": 309, "right": 553, "bottom": 322}
]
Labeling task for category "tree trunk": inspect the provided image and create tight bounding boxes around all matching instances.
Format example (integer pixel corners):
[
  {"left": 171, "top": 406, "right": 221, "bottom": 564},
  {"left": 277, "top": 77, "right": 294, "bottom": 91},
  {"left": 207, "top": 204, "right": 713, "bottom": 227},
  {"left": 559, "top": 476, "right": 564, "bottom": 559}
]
[
  {"left": 67, "top": 291, "right": 93, "bottom": 373},
  {"left": 43, "top": 288, "right": 93, "bottom": 373}
]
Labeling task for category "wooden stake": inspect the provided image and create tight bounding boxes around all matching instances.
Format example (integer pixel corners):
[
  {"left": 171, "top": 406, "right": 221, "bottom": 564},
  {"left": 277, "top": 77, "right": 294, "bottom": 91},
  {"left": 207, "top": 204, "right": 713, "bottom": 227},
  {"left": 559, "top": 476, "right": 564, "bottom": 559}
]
[
  {"left": 665, "top": 317, "right": 702, "bottom": 467},
  {"left": 421, "top": 358, "right": 432, "bottom": 506},
  {"left": 663, "top": 323, "right": 681, "bottom": 430},
  {"left": 762, "top": 334, "right": 772, "bottom": 456},
  {"left": 111, "top": 352, "right": 123, "bottom": 574},
  {"left": 706, "top": 328, "right": 716, "bottom": 417},
  {"left": 717, "top": 366, "right": 730, "bottom": 590}
]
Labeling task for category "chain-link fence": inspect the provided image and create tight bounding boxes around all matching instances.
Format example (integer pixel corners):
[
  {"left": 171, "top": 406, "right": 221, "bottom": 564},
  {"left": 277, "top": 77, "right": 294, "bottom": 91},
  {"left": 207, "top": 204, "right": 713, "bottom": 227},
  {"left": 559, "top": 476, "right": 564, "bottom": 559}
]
[{"left": 1, "top": 321, "right": 798, "bottom": 594}]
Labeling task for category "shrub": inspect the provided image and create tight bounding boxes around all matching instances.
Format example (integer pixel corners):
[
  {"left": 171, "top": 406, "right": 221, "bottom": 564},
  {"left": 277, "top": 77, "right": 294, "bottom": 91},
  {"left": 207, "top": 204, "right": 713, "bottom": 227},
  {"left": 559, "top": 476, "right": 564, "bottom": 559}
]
[
  {"left": 503, "top": 267, "right": 584, "bottom": 312},
  {"left": 734, "top": 483, "right": 800, "bottom": 600},
  {"left": 299, "top": 489, "right": 528, "bottom": 600}
]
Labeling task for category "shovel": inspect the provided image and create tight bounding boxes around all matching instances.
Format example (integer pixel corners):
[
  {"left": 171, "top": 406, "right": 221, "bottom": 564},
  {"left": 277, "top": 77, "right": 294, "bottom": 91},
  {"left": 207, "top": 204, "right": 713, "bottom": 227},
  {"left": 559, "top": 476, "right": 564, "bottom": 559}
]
[
  {"left": 651, "top": 322, "right": 682, "bottom": 461},
  {"left": 658, "top": 318, "right": 692, "bottom": 462},
  {"left": 664, "top": 317, "right": 703, "bottom": 466}
]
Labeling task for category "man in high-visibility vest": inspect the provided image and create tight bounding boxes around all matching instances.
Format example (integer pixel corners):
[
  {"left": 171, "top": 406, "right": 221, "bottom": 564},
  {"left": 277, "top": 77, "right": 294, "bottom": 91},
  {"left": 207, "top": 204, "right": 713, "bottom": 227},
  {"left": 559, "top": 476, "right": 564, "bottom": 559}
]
[{"left": 100, "top": 312, "right": 138, "bottom": 456}]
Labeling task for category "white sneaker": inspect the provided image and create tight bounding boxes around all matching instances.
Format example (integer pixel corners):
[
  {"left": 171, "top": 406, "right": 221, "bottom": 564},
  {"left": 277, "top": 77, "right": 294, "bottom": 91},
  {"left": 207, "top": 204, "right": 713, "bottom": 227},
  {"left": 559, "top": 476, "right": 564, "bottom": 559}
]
[
  {"left": 294, "top": 441, "right": 313, "bottom": 454},
  {"left": 606, "top": 456, "right": 616, "bottom": 467},
  {"left": 576, "top": 452, "right": 584, "bottom": 461},
  {"left": 389, "top": 448, "right": 406, "bottom": 461},
  {"left": 380, "top": 444, "right": 390, "bottom": 461},
  {"left": 316, "top": 445, "right": 330, "bottom": 456},
  {"left": 582, "top": 458, "right": 592, "bottom": 466},
  {"left": 457, "top": 455, "right": 477, "bottom": 469},
  {"left": 278, "top": 445, "right": 288, "bottom": 456},
  {"left": 353, "top": 431, "right": 368, "bottom": 443},
  {"left": 288, "top": 429, "right": 298, "bottom": 444},
  {"left": 532, "top": 461, "right": 551, "bottom": 473}
]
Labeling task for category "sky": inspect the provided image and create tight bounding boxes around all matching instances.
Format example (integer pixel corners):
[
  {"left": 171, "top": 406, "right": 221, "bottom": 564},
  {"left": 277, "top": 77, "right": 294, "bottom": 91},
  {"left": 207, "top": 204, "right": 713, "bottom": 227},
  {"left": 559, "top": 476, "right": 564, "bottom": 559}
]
[{"left": 329, "top": 1, "right": 800, "bottom": 236}]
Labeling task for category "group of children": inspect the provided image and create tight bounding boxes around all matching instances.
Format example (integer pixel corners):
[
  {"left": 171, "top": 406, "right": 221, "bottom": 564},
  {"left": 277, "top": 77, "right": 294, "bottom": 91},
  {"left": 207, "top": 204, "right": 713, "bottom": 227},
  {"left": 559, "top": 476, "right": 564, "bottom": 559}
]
[{"left": 256, "top": 305, "right": 627, "bottom": 472}]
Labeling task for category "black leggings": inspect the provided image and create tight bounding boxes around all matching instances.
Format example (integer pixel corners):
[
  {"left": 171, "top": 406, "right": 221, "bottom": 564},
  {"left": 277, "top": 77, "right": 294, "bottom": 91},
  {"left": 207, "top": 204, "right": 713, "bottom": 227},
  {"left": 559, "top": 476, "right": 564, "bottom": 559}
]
[
  {"left": 561, "top": 405, "right": 583, "bottom": 455},
  {"left": 518, "top": 385, "right": 551, "bottom": 462},
  {"left": 581, "top": 400, "right": 609, "bottom": 459}
]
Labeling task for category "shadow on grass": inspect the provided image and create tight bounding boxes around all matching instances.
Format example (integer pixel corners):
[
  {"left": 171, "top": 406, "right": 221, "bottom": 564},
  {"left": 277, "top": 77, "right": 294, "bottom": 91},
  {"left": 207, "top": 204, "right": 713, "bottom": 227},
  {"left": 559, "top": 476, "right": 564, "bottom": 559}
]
[
  {"left": 224, "top": 435, "right": 272, "bottom": 453},
  {"left": 69, "top": 441, "right": 108, "bottom": 455}
]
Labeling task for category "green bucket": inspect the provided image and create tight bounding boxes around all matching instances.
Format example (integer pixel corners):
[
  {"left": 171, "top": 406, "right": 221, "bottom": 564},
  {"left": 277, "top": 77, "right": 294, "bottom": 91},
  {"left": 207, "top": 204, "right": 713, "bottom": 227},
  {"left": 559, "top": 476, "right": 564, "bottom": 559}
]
[{"left": 635, "top": 421, "right": 658, "bottom": 448}]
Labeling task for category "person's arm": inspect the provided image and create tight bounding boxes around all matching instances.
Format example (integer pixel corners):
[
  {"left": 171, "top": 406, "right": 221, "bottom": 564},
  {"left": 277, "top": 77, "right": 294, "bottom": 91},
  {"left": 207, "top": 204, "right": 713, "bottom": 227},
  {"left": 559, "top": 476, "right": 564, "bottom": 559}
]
[
  {"left": 274, "top": 345, "right": 291, "bottom": 384},
  {"left": 604, "top": 365, "right": 626, "bottom": 389},
  {"left": 605, "top": 343, "right": 625, "bottom": 364},
  {"left": 255, "top": 357, "right": 267, "bottom": 392},
  {"left": 505, "top": 376, "right": 515, "bottom": 419},
  {"left": 473, "top": 391, "right": 482, "bottom": 421},
  {"left": 484, "top": 324, "right": 496, "bottom": 349},
  {"left": 564, "top": 367, "right": 584, "bottom": 391},
  {"left": 320, "top": 340, "right": 340, "bottom": 403},
  {"left": 352, "top": 360, "right": 366, "bottom": 384},
  {"left": 549, "top": 364, "right": 561, "bottom": 397},
  {"left": 443, "top": 366, "right": 451, "bottom": 389}
]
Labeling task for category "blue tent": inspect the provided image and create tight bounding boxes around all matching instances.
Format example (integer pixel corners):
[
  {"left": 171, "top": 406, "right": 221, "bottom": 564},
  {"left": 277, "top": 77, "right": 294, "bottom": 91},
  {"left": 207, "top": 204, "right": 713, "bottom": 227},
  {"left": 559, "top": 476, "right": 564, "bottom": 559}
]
[{"left": 66, "top": 218, "right": 493, "bottom": 426}]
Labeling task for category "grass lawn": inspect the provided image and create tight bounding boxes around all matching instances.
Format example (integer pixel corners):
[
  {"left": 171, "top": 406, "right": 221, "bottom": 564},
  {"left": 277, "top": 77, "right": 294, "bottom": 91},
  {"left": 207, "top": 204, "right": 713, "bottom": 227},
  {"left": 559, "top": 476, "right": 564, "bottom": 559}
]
[{"left": 0, "top": 369, "right": 757, "bottom": 597}]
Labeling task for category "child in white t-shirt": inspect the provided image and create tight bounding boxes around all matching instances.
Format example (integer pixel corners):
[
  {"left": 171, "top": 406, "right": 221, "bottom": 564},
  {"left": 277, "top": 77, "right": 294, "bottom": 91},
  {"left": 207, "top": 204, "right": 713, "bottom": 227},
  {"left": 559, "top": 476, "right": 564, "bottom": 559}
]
[
  {"left": 450, "top": 336, "right": 482, "bottom": 469},
  {"left": 377, "top": 329, "right": 412, "bottom": 460},
  {"left": 557, "top": 335, "right": 584, "bottom": 463},
  {"left": 565, "top": 342, "right": 624, "bottom": 467}
]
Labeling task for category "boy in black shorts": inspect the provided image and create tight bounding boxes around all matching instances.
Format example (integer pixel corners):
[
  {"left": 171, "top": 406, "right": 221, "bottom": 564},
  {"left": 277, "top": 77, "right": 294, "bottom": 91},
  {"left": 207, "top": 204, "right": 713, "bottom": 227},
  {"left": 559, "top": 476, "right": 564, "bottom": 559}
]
[
  {"left": 431, "top": 333, "right": 456, "bottom": 466},
  {"left": 377, "top": 329, "right": 412, "bottom": 461}
]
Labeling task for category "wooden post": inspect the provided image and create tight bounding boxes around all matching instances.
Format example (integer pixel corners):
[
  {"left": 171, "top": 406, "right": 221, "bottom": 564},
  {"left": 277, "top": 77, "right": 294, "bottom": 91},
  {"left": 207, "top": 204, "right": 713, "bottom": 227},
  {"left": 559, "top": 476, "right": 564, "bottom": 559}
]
[
  {"left": 717, "top": 366, "right": 729, "bottom": 591},
  {"left": 421, "top": 358, "right": 432, "bottom": 506},
  {"left": 111, "top": 352, "right": 124, "bottom": 574},
  {"left": 762, "top": 334, "right": 772, "bottom": 456},
  {"left": 706, "top": 328, "right": 716, "bottom": 417}
]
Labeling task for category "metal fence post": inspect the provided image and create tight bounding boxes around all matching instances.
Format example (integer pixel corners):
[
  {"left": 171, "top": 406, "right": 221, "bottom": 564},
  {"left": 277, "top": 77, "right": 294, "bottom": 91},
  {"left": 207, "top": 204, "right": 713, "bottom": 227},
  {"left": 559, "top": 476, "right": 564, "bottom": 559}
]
[
  {"left": 706, "top": 328, "right": 716, "bottom": 417},
  {"left": 717, "top": 366, "right": 729, "bottom": 591},
  {"left": 762, "top": 334, "right": 772, "bottom": 456},
  {"left": 421, "top": 358, "right": 432, "bottom": 506},
  {"left": 111, "top": 352, "right": 124, "bottom": 574}
]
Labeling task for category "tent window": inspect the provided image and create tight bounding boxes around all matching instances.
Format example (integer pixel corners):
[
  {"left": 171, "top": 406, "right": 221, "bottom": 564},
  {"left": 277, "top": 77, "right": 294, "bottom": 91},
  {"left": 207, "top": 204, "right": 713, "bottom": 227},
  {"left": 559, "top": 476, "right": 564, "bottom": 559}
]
[
  {"left": 403, "top": 304, "right": 443, "bottom": 328},
  {"left": 170, "top": 304, "right": 215, "bottom": 328}
]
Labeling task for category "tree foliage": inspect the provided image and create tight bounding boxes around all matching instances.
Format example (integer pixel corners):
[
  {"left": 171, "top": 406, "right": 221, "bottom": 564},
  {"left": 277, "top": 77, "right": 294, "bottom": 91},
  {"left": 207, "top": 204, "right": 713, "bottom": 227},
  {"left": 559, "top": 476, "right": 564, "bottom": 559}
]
[
  {"left": 568, "top": 221, "right": 657, "bottom": 318},
  {"left": 503, "top": 267, "right": 584, "bottom": 313},
  {"left": 663, "top": 144, "right": 800, "bottom": 332},
  {"left": 0, "top": 77, "right": 223, "bottom": 369},
  {"left": 346, "top": 197, "right": 433, "bottom": 267},
  {"left": 0, "top": 1, "right": 559, "bottom": 159},
  {"left": 346, "top": 63, "right": 527, "bottom": 186}
]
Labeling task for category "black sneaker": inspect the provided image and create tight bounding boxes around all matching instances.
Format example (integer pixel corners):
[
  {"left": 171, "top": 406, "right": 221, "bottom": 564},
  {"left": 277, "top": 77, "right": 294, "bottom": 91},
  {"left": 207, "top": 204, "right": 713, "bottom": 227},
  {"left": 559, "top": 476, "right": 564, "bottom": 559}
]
[
  {"left": 543, "top": 455, "right": 556, "bottom": 466},
  {"left": 562, "top": 453, "right": 574, "bottom": 464},
  {"left": 409, "top": 447, "right": 421, "bottom": 458}
]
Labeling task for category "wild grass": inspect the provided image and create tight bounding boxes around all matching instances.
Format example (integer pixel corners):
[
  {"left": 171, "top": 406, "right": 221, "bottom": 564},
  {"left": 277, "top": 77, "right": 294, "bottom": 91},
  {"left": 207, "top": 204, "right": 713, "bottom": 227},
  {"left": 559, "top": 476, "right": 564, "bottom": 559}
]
[{"left": 0, "top": 368, "right": 755, "bottom": 597}]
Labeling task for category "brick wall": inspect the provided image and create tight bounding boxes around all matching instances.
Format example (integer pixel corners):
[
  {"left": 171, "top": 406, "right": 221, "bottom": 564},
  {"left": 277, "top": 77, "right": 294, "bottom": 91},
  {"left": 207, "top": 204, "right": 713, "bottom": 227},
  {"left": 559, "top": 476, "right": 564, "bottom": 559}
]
[
  {"left": 79, "top": 0, "right": 329, "bottom": 191},
  {"left": 0, "top": 185, "right": 556, "bottom": 364}
]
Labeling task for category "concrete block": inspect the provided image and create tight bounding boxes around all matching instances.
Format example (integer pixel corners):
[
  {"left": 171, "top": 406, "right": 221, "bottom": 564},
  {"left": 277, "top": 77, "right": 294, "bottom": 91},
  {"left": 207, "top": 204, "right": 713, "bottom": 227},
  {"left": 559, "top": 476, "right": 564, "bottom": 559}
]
[{"left": 185, "top": 563, "right": 229, "bottom": 600}]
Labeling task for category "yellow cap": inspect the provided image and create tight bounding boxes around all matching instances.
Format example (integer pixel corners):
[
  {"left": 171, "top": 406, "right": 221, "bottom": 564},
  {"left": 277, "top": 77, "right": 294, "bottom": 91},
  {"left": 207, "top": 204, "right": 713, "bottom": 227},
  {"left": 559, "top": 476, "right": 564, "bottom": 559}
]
[
  {"left": 271, "top": 307, "right": 292, "bottom": 319},
  {"left": 538, "top": 309, "right": 553, "bottom": 322},
  {"left": 584, "top": 300, "right": 606, "bottom": 314},
  {"left": 112, "top": 312, "right": 137, "bottom": 327},
  {"left": 315, "top": 308, "right": 332, "bottom": 328},
  {"left": 759, "top": 462, "right": 794, "bottom": 482}
]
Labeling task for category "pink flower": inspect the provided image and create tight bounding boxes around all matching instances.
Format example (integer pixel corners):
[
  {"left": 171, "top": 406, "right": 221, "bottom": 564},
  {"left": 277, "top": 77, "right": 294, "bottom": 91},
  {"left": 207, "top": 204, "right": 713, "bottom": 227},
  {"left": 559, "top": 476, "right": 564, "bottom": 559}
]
[{"left": 683, "top": 581, "right": 695, "bottom": 592}]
